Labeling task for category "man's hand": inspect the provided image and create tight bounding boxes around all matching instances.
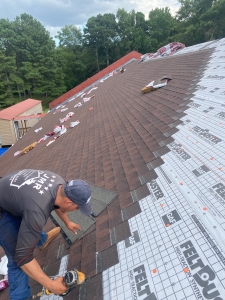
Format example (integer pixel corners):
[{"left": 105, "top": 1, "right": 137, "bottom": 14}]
[
  {"left": 66, "top": 221, "right": 81, "bottom": 234},
  {"left": 49, "top": 277, "right": 67, "bottom": 295},
  {"left": 21, "top": 259, "right": 67, "bottom": 295}
]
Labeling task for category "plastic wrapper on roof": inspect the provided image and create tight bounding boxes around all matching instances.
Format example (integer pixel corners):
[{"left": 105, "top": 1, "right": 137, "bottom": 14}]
[
  {"left": 46, "top": 126, "right": 68, "bottom": 146},
  {"left": 0, "top": 256, "right": 8, "bottom": 276},
  {"left": 140, "top": 42, "right": 185, "bottom": 62},
  {"left": 70, "top": 121, "right": 80, "bottom": 128},
  {"left": 34, "top": 127, "right": 42, "bottom": 133},
  {"left": 0, "top": 256, "right": 8, "bottom": 291},
  {"left": 87, "top": 87, "right": 98, "bottom": 94},
  {"left": 60, "top": 112, "right": 74, "bottom": 123},
  {"left": 74, "top": 102, "right": 82, "bottom": 108}
]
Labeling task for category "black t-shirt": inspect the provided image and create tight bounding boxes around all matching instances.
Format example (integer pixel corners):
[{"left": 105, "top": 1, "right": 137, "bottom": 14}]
[{"left": 0, "top": 169, "right": 66, "bottom": 266}]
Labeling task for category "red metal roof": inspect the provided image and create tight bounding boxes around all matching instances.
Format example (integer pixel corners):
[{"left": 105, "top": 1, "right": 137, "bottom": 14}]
[{"left": 0, "top": 99, "right": 41, "bottom": 120}]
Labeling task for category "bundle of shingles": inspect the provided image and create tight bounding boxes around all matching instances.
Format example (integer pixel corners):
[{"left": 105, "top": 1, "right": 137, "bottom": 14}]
[{"left": 140, "top": 42, "right": 185, "bottom": 62}]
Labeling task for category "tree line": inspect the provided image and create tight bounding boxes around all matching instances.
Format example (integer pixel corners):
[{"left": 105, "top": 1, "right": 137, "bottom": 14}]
[{"left": 0, "top": 0, "right": 224, "bottom": 109}]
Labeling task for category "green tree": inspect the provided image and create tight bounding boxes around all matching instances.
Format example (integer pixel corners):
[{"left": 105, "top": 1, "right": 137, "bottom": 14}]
[
  {"left": 12, "top": 14, "right": 65, "bottom": 99},
  {"left": 0, "top": 48, "right": 19, "bottom": 108},
  {"left": 99, "top": 13, "right": 118, "bottom": 66},
  {"left": 132, "top": 12, "right": 152, "bottom": 53},
  {"left": 0, "top": 14, "right": 66, "bottom": 107},
  {"left": 83, "top": 16, "right": 103, "bottom": 72},
  {"left": 83, "top": 14, "right": 118, "bottom": 71},
  {"left": 0, "top": 17, "right": 24, "bottom": 107},
  {"left": 200, "top": 0, "right": 225, "bottom": 40},
  {"left": 116, "top": 9, "right": 152, "bottom": 54},
  {"left": 173, "top": 0, "right": 221, "bottom": 45},
  {"left": 116, "top": 9, "right": 135, "bottom": 55},
  {"left": 148, "top": 7, "right": 176, "bottom": 50},
  {"left": 56, "top": 25, "right": 87, "bottom": 90},
  {"left": 56, "top": 24, "right": 82, "bottom": 49}
]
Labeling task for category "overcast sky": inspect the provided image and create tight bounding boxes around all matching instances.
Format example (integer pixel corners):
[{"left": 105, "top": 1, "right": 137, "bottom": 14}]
[{"left": 0, "top": 0, "right": 180, "bottom": 37}]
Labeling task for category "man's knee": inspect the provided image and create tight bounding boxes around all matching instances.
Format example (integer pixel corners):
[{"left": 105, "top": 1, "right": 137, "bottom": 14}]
[{"left": 8, "top": 266, "right": 30, "bottom": 300}]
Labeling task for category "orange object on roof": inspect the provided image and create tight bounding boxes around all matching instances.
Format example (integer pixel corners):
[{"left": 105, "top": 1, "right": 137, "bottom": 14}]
[{"left": 0, "top": 99, "right": 41, "bottom": 120}]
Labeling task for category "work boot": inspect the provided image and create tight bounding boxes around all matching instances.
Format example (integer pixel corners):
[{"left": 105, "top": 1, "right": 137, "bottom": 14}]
[{"left": 39, "top": 227, "right": 61, "bottom": 250}]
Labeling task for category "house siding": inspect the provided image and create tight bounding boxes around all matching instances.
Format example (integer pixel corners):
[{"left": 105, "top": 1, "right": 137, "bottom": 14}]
[
  {"left": 17, "top": 103, "right": 43, "bottom": 132},
  {"left": 0, "top": 102, "right": 43, "bottom": 145},
  {"left": 0, "top": 119, "right": 16, "bottom": 146}
]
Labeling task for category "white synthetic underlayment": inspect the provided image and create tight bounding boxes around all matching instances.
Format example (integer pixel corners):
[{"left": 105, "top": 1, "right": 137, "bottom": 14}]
[{"left": 103, "top": 38, "right": 225, "bottom": 300}]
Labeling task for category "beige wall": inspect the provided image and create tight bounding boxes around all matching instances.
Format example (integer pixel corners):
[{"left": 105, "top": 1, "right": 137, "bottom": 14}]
[
  {"left": 0, "top": 102, "right": 43, "bottom": 146},
  {"left": 18, "top": 103, "right": 43, "bottom": 130},
  {"left": 0, "top": 119, "right": 16, "bottom": 146}
]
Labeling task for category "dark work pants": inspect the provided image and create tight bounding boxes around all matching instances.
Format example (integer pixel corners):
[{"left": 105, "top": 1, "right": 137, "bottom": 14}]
[{"left": 0, "top": 211, "right": 47, "bottom": 300}]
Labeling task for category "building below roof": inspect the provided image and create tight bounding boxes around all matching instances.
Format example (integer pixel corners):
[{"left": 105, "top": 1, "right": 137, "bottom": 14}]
[
  {"left": 0, "top": 99, "right": 41, "bottom": 121},
  {"left": 0, "top": 99, "right": 43, "bottom": 146}
]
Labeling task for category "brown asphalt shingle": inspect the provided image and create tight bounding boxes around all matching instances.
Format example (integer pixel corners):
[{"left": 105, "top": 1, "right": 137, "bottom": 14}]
[{"left": 0, "top": 47, "right": 214, "bottom": 299}]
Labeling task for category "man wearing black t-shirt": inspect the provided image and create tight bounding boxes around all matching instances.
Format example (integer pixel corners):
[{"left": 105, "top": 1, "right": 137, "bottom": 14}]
[{"left": 0, "top": 169, "right": 92, "bottom": 300}]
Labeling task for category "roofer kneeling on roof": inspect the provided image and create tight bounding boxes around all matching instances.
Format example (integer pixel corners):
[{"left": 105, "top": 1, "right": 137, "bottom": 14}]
[{"left": 0, "top": 169, "right": 92, "bottom": 300}]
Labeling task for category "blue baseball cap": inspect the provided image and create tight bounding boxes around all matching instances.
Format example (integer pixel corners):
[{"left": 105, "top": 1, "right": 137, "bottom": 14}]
[{"left": 64, "top": 180, "right": 92, "bottom": 215}]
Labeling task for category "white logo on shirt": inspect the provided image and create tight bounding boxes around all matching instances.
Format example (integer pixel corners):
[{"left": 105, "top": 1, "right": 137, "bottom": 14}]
[{"left": 9, "top": 170, "right": 55, "bottom": 195}]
